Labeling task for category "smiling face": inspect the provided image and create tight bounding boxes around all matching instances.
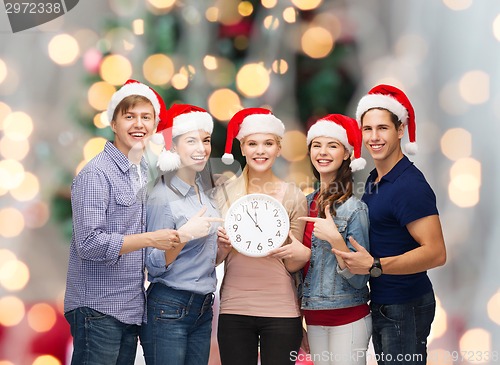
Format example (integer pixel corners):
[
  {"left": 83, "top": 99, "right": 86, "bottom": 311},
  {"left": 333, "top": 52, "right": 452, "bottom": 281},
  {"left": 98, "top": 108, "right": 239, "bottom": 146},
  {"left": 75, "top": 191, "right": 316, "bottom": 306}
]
[
  {"left": 173, "top": 129, "right": 212, "bottom": 172},
  {"left": 309, "top": 136, "right": 350, "bottom": 182},
  {"left": 361, "top": 108, "right": 404, "bottom": 165},
  {"left": 240, "top": 133, "right": 281, "bottom": 173},
  {"left": 111, "top": 98, "right": 155, "bottom": 158}
]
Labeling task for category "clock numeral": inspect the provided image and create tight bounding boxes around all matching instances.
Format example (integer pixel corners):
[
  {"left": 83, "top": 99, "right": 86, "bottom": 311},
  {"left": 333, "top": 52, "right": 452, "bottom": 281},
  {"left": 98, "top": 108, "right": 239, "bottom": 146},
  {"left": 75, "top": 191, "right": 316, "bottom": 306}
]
[
  {"left": 257, "top": 243, "right": 263, "bottom": 251},
  {"left": 251, "top": 201, "right": 259, "bottom": 209},
  {"left": 276, "top": 231, "right": 281, "bottom": 237},
  {"left": 268, "top": 238, "right": 273, "bottom": 247},
  {"left": 246, "top": 241, "right": 251, "bottom": 249},
  {"left": 241, "top": 204, "right": 248, "bottom": 213},
  {"left": 277, "top": 219, "right": 281, "bottom": 227},
  {"left": 235, "top": 234, "right": 241, "bottom": 242},
  {"left": 265, "top": 202, "right": 268, "bottom": 210},
  {"left": 233, "top": 213, "right": 242, "bottom": 221},
  {"left": 233, "top": 224, "right": 238, "bottom": 232},
  {"left": 273, "top": 209, "right": 278, "bottom": 217}
]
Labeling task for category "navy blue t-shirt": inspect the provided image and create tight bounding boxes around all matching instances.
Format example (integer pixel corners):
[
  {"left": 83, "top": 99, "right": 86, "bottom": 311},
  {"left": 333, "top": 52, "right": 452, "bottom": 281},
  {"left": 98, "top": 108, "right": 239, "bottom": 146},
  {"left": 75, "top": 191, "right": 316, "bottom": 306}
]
[{"left": 362, "top": 156, "right": 438, "bottom": 304}]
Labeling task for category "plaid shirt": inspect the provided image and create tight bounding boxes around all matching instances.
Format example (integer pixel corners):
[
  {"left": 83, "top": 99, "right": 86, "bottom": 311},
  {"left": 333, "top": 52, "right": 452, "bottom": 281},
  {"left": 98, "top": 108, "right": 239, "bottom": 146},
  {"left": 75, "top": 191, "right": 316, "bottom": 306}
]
[{"left": 64, "top": 141, "right": 148, "bottom": 325}]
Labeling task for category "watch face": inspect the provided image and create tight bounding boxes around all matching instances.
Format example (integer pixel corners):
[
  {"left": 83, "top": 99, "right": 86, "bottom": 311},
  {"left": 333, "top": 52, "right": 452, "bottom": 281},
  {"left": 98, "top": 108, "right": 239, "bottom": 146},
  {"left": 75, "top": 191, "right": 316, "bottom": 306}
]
[
  {"left": 224, "top": 193, "right": 290, "bottom": 257},
  {"left": 370, "top": 267, "right": 382, "bottom": 278}
]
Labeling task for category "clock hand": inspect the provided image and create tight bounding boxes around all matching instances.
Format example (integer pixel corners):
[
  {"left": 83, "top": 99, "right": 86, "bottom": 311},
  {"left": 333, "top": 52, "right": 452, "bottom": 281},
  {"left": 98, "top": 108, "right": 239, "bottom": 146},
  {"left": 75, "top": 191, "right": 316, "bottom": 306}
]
[
  {"left": 245, "top": 206, "right": 257, "bottom": 225},
  {"left": 253, "top": 210, "right": 263, "bottom": 232}
]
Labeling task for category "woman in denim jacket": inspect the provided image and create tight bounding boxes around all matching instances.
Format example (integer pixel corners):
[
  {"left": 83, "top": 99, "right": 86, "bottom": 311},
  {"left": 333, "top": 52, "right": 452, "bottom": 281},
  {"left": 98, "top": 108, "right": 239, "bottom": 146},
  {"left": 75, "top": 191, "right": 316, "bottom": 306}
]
[{"left": 299, "top": 114, "right": 372, "bottom": 365}]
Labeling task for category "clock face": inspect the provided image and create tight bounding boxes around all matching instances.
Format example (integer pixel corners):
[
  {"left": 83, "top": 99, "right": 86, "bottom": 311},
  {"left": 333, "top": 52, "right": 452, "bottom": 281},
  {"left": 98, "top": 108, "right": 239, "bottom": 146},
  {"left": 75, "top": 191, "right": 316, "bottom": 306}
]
[{"left": 224, "top": 193, "right": 290, "bottom": 257}]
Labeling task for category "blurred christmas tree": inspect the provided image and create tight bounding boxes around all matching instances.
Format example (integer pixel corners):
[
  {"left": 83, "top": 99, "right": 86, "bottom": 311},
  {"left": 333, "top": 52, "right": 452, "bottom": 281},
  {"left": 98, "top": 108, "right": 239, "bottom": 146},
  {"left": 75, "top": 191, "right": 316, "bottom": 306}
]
[{"left": 52, "top": 0, "right": 359, "bottom": 240}]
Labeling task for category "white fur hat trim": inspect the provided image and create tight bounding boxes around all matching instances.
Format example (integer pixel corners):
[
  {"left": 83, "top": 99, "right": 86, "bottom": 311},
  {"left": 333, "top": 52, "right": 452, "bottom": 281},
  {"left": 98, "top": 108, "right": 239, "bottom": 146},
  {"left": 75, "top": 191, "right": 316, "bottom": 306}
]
[
  {"left": 236, "top": 114, "right": 285, "bottom": 140},
  {"left": 306, "top": 120, "right": 352, "bottom": 152},
  {"left": 355, "top": 94, "right": 408, "bottom": 125}
]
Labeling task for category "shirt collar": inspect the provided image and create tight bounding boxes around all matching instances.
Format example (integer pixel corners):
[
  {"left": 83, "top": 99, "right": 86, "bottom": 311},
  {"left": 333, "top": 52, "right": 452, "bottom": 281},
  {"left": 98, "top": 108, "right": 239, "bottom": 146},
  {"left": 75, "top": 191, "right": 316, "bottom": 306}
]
[
  {"left": 368, "top": 155, "right": 413, "bottom": 184},
  {"left": 170, "top": 174, "right": 202, "bottom": 197},
  {"left": 104, "top": 141, "right": 148, "bottom": 173}
]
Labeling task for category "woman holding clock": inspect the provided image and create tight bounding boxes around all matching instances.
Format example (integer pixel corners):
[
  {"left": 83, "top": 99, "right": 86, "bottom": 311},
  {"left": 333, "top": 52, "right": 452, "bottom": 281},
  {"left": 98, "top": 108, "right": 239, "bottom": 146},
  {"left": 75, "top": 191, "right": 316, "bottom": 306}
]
[
  {"left": 140, "top": 104, "right": 224, "bottom": 365},
  {"left": 216, "top": 108, "right": 311, "bottom": 365},
  {"left": 298, "top": 114, "right": 372, "bottom": 365}
]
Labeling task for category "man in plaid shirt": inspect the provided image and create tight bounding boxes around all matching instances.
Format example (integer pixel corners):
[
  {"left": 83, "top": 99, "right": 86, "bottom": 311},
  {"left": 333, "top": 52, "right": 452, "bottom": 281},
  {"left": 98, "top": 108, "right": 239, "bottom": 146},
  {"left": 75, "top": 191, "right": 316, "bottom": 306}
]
[{"left": 64, "top": 80, "right": 181, "bottom": 364}]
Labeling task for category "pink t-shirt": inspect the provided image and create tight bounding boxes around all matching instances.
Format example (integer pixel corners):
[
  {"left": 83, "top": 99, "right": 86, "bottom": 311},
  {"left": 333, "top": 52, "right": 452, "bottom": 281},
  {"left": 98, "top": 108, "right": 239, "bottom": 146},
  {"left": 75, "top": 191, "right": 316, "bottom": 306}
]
[{"left": 216, "top": 171, "right": 307, "bottom": 317}]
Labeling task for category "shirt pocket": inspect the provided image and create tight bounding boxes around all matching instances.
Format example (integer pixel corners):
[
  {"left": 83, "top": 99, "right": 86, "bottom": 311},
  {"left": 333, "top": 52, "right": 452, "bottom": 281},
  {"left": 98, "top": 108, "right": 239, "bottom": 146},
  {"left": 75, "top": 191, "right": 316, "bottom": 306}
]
[
  {"left": 116, "top": 193, "right": 136, "bottom": 207},
  {"left": 113, "top": 193, "right": 139, "bottom": 231}
]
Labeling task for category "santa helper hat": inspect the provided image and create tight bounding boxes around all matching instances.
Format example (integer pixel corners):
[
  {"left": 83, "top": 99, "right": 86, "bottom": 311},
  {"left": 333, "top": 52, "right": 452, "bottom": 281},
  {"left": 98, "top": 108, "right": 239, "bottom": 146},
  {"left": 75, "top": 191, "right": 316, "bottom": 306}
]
[
  {"left": 355, "top": 84, "right": 418, "bottom": 155},
  {"left": 151, "top": 104, "right": 214, "bottom": 171},
  {"left": 221, "top": 107, "right": 285, "bottom": 165},
  {"left": 307, "top": 114, "right": 366, "bottom": 172},
  {"left": 106, "top": 79, "right": 167, "bottom": 125}
]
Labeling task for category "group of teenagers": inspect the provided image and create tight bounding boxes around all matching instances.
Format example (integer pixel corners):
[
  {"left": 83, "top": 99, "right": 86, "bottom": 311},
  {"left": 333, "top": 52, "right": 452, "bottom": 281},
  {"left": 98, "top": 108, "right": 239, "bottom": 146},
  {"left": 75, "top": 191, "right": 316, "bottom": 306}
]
[{"left": 64, "top": 79, "right": 447, "bottom": 365}]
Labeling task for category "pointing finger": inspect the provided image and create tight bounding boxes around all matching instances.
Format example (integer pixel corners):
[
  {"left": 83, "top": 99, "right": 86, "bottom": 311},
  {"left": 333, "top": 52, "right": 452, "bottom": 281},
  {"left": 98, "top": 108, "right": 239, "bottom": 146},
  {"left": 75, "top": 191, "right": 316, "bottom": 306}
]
[
  {"left": 331, "top": 247, "right": 347, "bottom": 257},
  {"left": 204, "top": 217, "right": 225, "bottom": 223},
  {"left": 348, "top": 236, "right": 364, "bottom": 252},
  {"left": 298, "top": 216, "right": 320, "bottom": 223}
]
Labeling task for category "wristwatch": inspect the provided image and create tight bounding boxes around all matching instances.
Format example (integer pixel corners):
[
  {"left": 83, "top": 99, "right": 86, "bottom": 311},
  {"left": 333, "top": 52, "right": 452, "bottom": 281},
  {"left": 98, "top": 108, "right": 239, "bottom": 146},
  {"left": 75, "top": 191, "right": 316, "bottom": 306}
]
[{"left": 369, "top": 257, "right": 383, "bottom": 278}]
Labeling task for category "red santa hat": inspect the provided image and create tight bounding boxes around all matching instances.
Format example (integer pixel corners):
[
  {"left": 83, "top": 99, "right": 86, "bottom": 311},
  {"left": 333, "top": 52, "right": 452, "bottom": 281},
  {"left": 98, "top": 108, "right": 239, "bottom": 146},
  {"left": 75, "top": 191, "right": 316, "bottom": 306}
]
[
  {"left": 106, "top": 79, "right": 167, "bottom": 124},
  {"left": 355, "top": 84, "right": 417, "bottom": 155},
  {"left": 307, "top": 114, "right": 366, "bottom": 172},
  {"left": 221, "top": 107, "right": 285, "bottom": 165},
  {"left": 151, "top": 104, "right": 214, "bottom": 171}
]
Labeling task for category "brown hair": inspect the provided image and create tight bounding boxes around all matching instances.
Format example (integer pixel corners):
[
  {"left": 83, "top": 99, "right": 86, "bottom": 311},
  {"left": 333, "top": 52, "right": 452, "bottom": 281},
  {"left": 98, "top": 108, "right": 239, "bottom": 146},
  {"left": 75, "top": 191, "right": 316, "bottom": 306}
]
[
  {"left": 309, "top": 143, "right": 353, "bottom": 218},
  {"left": 112, "top": 95, "right": 155, "bottom": 122},
  {"left": 360, "top": 107, "right": 401, "bottom": 129}
]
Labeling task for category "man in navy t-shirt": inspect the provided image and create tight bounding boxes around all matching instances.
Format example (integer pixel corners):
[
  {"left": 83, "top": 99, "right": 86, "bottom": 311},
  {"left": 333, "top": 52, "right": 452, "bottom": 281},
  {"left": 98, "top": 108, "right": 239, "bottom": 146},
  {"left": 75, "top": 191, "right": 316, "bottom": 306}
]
[{"left": 332, "top": 84, "right": 446, "bottom": 365}]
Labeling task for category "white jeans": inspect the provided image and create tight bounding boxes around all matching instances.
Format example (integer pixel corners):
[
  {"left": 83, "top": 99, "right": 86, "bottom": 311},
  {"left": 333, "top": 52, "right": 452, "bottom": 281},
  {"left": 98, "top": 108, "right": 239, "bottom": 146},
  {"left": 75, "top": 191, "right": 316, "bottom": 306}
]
[{"left": 306, "top": 314, "right": 372, "bottom": 365}]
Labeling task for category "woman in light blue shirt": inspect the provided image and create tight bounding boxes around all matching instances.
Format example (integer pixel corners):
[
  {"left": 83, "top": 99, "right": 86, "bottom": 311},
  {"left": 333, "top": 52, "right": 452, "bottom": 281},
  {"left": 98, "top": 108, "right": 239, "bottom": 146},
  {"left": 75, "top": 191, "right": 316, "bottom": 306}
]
[{"left": 140, "top": 104, "right": 224, "bottom": 365}]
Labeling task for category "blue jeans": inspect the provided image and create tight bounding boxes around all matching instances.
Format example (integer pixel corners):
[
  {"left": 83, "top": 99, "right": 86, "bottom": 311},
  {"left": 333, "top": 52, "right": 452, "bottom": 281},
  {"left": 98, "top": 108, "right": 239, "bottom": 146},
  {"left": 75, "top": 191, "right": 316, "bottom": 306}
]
[
  {"left": 370, "top": 291, "right": 436, "bottom": 365},
  {"left": 65, "top": 307, "right": 139, "bottom": 365},
  {"left": 140, "top": 284, "right": 214, "bottom": 365}
]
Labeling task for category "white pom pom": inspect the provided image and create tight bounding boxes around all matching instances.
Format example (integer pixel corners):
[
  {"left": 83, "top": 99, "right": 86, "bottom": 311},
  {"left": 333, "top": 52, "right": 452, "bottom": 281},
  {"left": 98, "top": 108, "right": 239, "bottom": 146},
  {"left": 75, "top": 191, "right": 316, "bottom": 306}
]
[
  {"left": 150, "top": 133, "right": 165, "bottom": 145},
  {"left": 405, "top": 142, "right": 418, "bottom": 155},
  {"left": 350, "top": 157, "right": 366, "bottom": 172},
  {"left": 221, "top": 153, "right": 234, "bottom": 165},
  {"left": 157, "top": 150, "right": 181, "bottom": 171}
]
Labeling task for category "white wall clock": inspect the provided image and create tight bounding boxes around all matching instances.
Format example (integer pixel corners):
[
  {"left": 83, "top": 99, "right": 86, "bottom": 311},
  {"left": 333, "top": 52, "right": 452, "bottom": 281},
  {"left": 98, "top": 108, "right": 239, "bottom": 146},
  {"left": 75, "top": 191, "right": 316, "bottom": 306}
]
[{"left": 224, "top": 193, "right": 290, "bottom": 257}]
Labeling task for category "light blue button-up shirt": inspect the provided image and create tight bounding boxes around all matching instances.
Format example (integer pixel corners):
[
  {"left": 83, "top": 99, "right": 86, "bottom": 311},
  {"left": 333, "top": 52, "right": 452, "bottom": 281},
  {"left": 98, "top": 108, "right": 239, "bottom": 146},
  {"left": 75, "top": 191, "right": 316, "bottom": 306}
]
[{"left": 145, "top": 174, "right": 220, "bottom": 295}]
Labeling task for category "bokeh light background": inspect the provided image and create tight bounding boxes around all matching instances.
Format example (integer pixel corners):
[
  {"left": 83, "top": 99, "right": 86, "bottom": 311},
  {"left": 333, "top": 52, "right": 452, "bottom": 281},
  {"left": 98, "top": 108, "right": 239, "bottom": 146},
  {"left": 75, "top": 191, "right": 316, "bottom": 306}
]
[{"left": 1, "top": 0, "right": 499, "bottom": 364}]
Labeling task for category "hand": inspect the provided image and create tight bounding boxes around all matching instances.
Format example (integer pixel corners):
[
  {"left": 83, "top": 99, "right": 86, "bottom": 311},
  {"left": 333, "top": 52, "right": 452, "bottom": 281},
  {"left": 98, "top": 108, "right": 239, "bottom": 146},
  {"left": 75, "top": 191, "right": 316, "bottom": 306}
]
[
  {"left": 216, "top": 226, "right": 232, "bottom": 257},
  {"left": 331, "top": 236, "right": 373, "bottom": 275},
  {"left": 217, "top": 226, "right": 232, "bottom": 249},
  {"left": 178, "top": 206, "right": 224, "bottom": 242},
  {"left": 298, "top": 205, "right": 342, "bottom": 243},
  {"left": 268, "top": 231, "right": 311, "bottom": 262},
  {"left": 153, "top": 229, "right": 181, "bottom": 250}
]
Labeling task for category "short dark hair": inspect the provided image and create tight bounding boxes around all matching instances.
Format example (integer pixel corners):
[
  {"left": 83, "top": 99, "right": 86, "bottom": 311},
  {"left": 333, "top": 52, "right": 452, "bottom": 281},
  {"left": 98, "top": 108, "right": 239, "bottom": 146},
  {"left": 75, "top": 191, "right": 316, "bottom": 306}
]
[{"left": 361, "top": 107, "right": 401, "bottom": 129}]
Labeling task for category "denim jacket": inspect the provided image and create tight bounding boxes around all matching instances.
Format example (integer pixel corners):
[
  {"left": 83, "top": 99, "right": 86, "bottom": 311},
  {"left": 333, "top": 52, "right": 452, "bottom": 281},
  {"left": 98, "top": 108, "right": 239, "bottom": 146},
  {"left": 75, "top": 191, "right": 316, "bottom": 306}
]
[{"left": 301, "top": 191, "right": 370, "bottom": 310}]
